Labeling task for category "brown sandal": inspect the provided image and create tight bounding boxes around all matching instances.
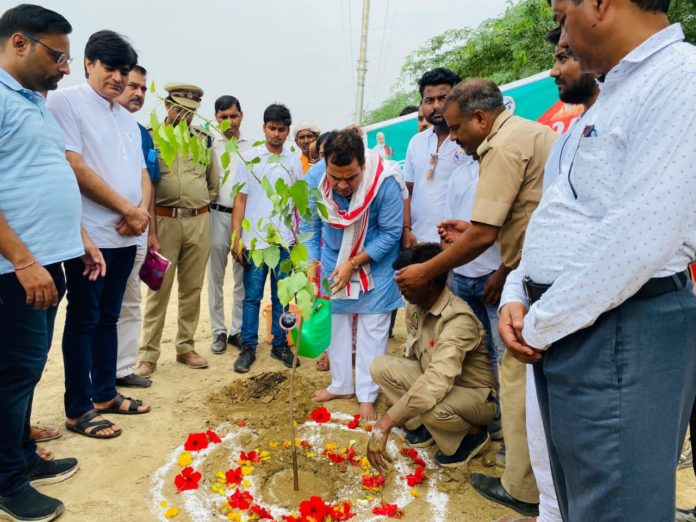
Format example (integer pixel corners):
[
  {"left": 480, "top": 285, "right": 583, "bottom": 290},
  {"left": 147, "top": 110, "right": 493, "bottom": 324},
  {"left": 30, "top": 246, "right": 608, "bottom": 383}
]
[{"left": 30, "top": 425, "right": 61, "bottom": 443}]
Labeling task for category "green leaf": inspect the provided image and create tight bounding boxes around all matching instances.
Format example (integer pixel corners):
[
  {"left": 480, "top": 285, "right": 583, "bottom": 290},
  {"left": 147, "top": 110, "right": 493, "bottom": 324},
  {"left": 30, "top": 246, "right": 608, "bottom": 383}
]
[
  {"left": 279, "top": 259, "right": 293, "bottom": 275},
  {"left": 295, "top": 289, "right": 313, "bottom": 320},
  {"left": 149, "top": 110, "right": 159, "bottom": 132},
  {"left": 263, "top": 246, "right": 280, "bottom": 270},
  {"left": 252, "top": 140, "right": 265, "bottom": 147},
  {"left": 267, "top": 155, "right": 283, "bottom": 164},
  {"left": 260, "top": 176, "right": 274, "bottom": 199},
  {"left": 290, "top": 243, "right": 308, "bottom": 267},
  {"left": 322, "top": 279, "right": 332, "bottom": 295},
  {"left": 225, "top": 137, "right": 239, "bottom": 155},
  {"left": 149, "top": 80, "right": 156, "bottom": 94},
  {"left": 277, "top": 280, "right": 292, "bottom": 306},
  {"left": 274, "top": 177, "right": 290, "bottom": 199},
  {"left": 286, "top": 271, "right": 308, "bottom": 296},
  {"left": 297, "top": 232, "right": 314, "bottom": 243},
  {"left": 230, "top": 182, "right": 244, "bottom": 201},
  {"left": 316, "top": 202, "right": 329, "bottom": 220},
  {"left": 251, "top": 248, "right": 264, "bottom": 268},
  {"left": 247, "top": 156, "right": 261, "bottom": 166},
  {"left": 241, "top": 218, "right": 251, "bottom": 232},
  {"left": 218, "top": 119, "right": 231, "bottom": 133},
  {"left": 220, "top": 151, "right": 231, "bottom": 171},
  {"left": 289, "top": 181, "right": 309, "bottom": 214}
]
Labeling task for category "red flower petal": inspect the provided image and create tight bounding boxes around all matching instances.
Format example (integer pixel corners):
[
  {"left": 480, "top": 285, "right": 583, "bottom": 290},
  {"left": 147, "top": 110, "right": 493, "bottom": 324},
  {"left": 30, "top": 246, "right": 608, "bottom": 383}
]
[
  {"left": 228, "top": 488, "right": 254, "bottom": 510},
  {"left": 206, "top": 429, "right": 222, "bottom": 444},
  {"left": 248, "top": 503, "right": 275, "bottom": 520},
  {"left": 225, "top": 467, "right": 243, "bottom": 486},
  {"left": 183, "top": 432, "right": 209, "bottom": 452},
  {"left": 174, "top": 466, "right": 202, "bottom": 492},
  {"left": 347, "top": 414, "right": 360, "bottom": 429},
  {"left": 372, "top": 503, "right": 403, "bottom": 517},
  {"left": 311, "top": 406, "right": 331, "bottom": 424}
]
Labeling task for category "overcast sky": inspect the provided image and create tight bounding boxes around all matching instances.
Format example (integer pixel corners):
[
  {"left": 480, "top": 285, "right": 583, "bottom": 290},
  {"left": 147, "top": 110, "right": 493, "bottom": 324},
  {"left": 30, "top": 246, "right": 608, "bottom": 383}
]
[{"left": 13, "top": 0, "right": 508, "bottom": 134}]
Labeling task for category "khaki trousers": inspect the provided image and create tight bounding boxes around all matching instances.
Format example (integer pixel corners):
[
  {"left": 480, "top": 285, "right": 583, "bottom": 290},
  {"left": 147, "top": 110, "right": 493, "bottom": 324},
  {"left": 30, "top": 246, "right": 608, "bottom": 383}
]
[
  {"left": 500, "top": 348, "right": 539, "bottom": 503},
  {"left": 139, "top": 213, "right": 210, "bottom": 362},
  {"left": 372, "top": 355, "right": 495, "bottom": 455}
]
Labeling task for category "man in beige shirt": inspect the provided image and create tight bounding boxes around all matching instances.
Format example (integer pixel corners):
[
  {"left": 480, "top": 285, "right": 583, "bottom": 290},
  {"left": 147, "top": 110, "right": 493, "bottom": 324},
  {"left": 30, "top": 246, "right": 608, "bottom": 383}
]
[
  {"left": 395, "top": 78, "right": 556, "bottom": 517},
  {"left": 136, "top": 82, "right": 219, "bottom": 377},
  {"left": 367, "top": 243, "right": 496, "bottom": 470}
]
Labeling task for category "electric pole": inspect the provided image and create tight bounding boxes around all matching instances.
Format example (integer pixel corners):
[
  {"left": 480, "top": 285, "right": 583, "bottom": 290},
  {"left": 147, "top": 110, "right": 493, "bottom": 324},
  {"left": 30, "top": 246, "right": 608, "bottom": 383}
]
[{"left": 354, "top": 0, "right": 370, "bottom": 125}]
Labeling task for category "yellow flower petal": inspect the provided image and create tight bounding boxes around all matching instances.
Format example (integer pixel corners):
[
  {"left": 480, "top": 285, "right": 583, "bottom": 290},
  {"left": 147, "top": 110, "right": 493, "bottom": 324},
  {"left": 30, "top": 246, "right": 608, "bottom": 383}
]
[
  {"left": 268, "top": 441, "right": 279, "bottom": 448},
  {"left": 164, "top": 507, "right": 179, "bottom": 518},
  {"left": 410, "top": 489, "right": 422, "bottom": 497},
  {"left": 227, "top": 513, "right": 242, "bottom": 521},
  {"left": 242, "top": 479, "right": 251, "bottom": 488},
  {"left": 160, "top": 500, "right": 168, "bottom": 508},
  {"left": 177, "top": 451, "right": 192, "bottom": 467},
  {"left": 211, "top": 484, "right": 226, "bottom": 496},
  {"left": 306, "top": 452, "right": 316, "bottom": 458},
  {"left": 241, "top": 466, "right": 254, "bottom": 475},
  {"left": 324, "top": 442, "right": 337, "bottom": 451}
]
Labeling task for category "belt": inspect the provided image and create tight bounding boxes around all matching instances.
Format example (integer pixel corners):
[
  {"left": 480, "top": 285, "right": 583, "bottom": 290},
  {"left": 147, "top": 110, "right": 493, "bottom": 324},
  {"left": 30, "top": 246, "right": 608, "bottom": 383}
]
[
  {"left": 523, "top": 270, "right": 689, "bottom": 305},
  {"left": 209, "top": 203, "right": 233, "bottom": 214},
  {"left": 155, "top": 205, "right": 209, "bottom": 218}
]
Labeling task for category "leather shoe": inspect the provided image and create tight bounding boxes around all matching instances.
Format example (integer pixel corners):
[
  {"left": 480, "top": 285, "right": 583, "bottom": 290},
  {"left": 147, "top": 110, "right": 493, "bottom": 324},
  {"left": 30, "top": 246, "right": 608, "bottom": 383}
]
[
  {"left": 176, "top": 351, "right": 208, "bottom": 369},
  {"left": 271, "top": 344, "right": 299, "bottom": 369},
  {"left": 234, "top": 348, "right": 256, "bottom": 373},
  {"left": 211, "top": 333, "right": 227, "bottom": 355},
  {"left": 227, "top": 333, "right": 243, "bottom": 349},
  {"left": 405, "top": 425, "right": 434, "bottom": 448},
  {"left": 469, "top": 473, "right": 539, "bottom": 517},
  {"left": 115, "top": 373, "right": 152, "bottom": 388},
  {"left": 133, "top": 361, "right": 156, "bottom": 378}
]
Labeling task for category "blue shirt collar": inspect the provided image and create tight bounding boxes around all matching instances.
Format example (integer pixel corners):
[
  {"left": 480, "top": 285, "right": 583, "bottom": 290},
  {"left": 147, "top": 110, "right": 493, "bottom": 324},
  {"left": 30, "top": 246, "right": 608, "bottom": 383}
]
[
  {"left": 0, "top": 67, "right": 46, "bottom": 108},
  {"left": 605, "top": 23, "right": 684, "bottom": 82}
]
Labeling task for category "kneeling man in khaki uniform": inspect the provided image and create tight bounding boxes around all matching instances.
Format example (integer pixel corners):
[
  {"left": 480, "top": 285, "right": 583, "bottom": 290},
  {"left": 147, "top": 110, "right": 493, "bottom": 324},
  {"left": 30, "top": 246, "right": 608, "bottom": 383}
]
[{"left": 368, "top": 243, "right": 496, "bottom": 470}]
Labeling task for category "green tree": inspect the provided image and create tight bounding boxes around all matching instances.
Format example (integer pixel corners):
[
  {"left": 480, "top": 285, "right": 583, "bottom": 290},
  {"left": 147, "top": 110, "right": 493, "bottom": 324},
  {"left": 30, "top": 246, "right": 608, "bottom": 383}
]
[{"left": 363, "top": 0, "right": 696, "bottom": 125}]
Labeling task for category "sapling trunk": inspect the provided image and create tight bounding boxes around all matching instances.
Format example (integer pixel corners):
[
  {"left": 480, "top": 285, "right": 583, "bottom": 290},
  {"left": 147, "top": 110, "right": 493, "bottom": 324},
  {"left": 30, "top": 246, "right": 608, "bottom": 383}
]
[{"left": 289, "top": 317, "right": 303, "bottom": 491}]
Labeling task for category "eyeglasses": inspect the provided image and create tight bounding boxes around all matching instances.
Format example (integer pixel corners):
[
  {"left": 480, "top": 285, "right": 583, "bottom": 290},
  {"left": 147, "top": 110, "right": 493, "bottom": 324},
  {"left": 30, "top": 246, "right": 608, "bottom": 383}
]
[{"left": 22, "top": 33, "right": 72, "bottom": 65}]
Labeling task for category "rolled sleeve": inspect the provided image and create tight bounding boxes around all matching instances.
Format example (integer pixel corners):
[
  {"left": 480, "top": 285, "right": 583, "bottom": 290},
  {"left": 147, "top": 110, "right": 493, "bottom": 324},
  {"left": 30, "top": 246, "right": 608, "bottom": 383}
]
[{"left": 471, "top": 147, "right": 526, "bottom": 227}]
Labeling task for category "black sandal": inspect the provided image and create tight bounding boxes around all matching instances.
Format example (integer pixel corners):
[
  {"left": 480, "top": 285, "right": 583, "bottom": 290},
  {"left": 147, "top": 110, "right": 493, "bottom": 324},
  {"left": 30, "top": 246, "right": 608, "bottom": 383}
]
[
  {"left": 65, "top": 410, "right": 121, "bottom": 439},
  {"left": 96, "top": 393, "right": 150, "bottom": 415}
]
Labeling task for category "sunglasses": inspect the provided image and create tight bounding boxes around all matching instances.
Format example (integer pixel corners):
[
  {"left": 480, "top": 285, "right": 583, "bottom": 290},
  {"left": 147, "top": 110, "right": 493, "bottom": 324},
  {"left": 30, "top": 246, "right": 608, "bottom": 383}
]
[{"left": 22, "top": 33, "right": 72, "bottom": 65}]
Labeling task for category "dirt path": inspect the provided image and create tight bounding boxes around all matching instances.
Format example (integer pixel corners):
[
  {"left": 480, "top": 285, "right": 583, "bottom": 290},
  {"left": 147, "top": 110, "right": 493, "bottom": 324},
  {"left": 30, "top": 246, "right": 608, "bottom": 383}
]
[{"left": 31, "top": 270, "right": 695, "bottom": 521}]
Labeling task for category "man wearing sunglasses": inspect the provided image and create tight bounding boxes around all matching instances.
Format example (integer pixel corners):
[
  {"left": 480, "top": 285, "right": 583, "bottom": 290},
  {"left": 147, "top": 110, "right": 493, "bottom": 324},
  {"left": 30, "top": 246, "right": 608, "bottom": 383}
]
[{"left": 0, "top": 5, "right": 84, "bottom": 521}]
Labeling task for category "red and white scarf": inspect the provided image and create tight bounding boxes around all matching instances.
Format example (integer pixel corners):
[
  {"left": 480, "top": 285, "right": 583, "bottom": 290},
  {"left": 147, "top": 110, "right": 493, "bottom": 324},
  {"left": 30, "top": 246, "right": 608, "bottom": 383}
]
[{"left": 318, "top": 150, "right": 397, "bottom": 300}]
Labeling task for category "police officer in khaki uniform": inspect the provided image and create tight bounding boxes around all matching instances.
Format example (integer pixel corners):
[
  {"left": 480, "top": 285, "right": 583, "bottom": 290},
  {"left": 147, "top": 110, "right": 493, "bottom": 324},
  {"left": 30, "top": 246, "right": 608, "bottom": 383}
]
[
  {"left": 135, "top": 83, "right": 219, "bottom": 377},
  {"left": 395, "top": 79, "right": 556, "bottom": 517},
  {"left": 367, "top": 243, "right": 497, "bottom": 470}
]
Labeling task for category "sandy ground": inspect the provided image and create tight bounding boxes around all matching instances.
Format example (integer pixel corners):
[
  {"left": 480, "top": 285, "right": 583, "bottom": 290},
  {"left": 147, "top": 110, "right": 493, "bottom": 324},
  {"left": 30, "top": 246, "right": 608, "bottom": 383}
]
[{"left": 30, "top": 268, "right": 696, "bottom": 521}]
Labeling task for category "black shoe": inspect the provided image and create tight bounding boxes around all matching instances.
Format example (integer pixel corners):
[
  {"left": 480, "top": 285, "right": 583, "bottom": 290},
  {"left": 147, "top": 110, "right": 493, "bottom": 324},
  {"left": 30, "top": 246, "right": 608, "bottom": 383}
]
[
  {"left": 227, "top": 333, "right": 243, "bottom": 349},
  {"left": 469, "top": 473, "right": 539, "bottom": 517},
  {"left": 0, "top": 486, "right": 64, "bottom": 522},
  {"left": 115, "top": 373, "right": 152, "bottom": 388},
  {"left": 405, "top": 425, "right": 434, "bottom": 448},
  {"left": 436, "top": 428, "right": 489, "bottom": 467},
  {"left": 234, "top": 347, "right": 256, "bottom": 373},
  {"left": 28, "top": 457, "right": 79, "bottom": 487},
  {"left": 211, "top": 333, "right": 227, "bottom": 355},
  {"left": 271, "top": 344, "right": 299, "bottom": 369}
]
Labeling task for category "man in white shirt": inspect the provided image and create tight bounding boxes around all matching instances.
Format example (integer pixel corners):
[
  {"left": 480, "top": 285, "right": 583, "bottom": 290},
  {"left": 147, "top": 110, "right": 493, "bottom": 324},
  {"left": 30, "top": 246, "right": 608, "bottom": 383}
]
[
  {"left": 499, "top": 2, "right": 696, "bottom": 520},
  {"left": 439, "top": 157, "right": 504, "bottom": 373},
  {"left": 208, "top": 95, "right": 251, "bottom": 355},
  {"left": 402, "top": 68, "right": 465, "bottom": 247},
  {"left": 48, "top": 30, "right": 151, "bottom": 439},
  {"left": 231, "top": 104, "right": 302, "bottom": 373}
]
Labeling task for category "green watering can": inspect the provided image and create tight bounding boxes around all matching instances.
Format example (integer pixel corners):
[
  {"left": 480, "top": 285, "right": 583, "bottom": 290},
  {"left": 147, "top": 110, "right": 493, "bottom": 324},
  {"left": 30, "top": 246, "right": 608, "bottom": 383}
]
[{"left": 292, "top": 296, "right": 332, "bottom": 358}]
